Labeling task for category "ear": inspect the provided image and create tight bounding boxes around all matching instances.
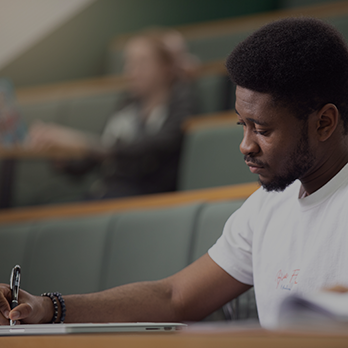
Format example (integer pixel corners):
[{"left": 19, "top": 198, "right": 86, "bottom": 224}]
[{"left": 315, "top": 103, "right": 339, "bottom": 142}]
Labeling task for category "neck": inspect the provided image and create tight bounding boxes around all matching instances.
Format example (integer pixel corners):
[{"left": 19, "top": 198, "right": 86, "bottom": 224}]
[{"left": 300, "top": 147, "right": 348, "bottom": 195}]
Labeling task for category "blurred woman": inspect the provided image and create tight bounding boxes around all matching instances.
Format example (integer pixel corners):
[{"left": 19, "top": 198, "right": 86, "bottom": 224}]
[{"left": 28, "top": 30, "right": 198, "bottom": 199}]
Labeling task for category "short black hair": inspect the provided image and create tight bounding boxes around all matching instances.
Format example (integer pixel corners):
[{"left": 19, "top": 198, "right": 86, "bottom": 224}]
[{"left": 226, "top": 17, "right": 348, "bottom": 133}]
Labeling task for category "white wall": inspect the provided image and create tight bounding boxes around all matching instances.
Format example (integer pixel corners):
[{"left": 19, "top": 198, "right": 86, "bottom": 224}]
[{"left": 0, "top": 0, "right": 96, "bottom": 70}]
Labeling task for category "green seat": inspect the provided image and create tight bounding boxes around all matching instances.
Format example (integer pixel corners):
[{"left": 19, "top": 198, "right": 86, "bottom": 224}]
[
  {"left": 192, "top": 200, "right": 258, "bottom": 321},
  {"left": 186, "top": 31, "right": 250, "bottom": 64},
  {"left": 195, "top": 74, "right": 232, "bottom": 114},
  {"left": 0, "top": 223, "right": 35, "bottom": 286},
  {"left": 105, "top": 49, "right": 124, "bottom": 75},
  {"left": 278, "top": 0, "right": 337, "bottom": 8},
  {"left": 101, "top": 203, "right": 203, "bottom": 290},
  {"left": 59, "top": 93, "right": 120, "bottom": 134},
  {"left": 327, "top": 15, "right": 348, "bottom": 43},
  {"left": 190, "top": 200, "right": 244, "bottom": 262},
  {"left": 24, "top": 214, "right": 113, "bottom": 295},
  {"left": 12, "top": 159, "right": 99, "bottom": 207},
  {"left": 178, "top": 124, "right": 256, "bottom": 190},
  {"left": 19, "top": 100, "right": 63, "bottom": 127}
]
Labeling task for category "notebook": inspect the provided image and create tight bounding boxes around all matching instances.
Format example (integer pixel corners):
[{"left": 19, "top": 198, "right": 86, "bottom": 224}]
[
  {"left": 0, "top": 322, "right": 186, "bottom": 336},
  {"left": 276, "top": 290, "right": 348, "bottom": 333}
]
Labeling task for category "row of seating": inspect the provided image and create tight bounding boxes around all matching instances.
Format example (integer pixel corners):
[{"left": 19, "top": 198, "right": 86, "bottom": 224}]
[
  {"left": 106, "top": 1, "right": 348, "bottom": 74},
  {"left": 0, "top": 198, "right": 257, "bottom": 321},
  {"left": 17, "top": 2, "right": 348, "bottom": 129},
  {"left": 4, "top": 119, "right": 255, "bottom": 208}
]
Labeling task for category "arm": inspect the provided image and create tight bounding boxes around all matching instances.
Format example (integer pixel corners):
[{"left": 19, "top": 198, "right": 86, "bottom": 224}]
[
  {"left": 27, "top": 122, "right": 108, "bottom": 156},
  {"left": 0, "top": 254, "right": 251, "bottom": 325}
]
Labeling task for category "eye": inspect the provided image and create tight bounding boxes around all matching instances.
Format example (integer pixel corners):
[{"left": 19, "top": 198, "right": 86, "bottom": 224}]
[
  {"left": 254, "top": 129, "right": 268, "bottom": 136},
  {"left": 236, "top": 121, "right": 245, "bottom": 127}
]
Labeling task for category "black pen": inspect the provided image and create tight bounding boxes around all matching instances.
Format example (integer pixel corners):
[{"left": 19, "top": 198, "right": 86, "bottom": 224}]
[{"left": 9, "top": 265, "right": 21, "bottom": 326}]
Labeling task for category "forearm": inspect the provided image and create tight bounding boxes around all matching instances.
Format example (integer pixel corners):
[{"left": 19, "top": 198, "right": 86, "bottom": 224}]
[{"left": 63, "top": 280, "right": 180, "bottom": 323}]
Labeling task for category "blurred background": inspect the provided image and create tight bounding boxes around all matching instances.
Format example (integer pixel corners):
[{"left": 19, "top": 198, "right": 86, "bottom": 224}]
[
  {"left": 0, "top": 0, "right": 295, "bottom": 86},
  {"left": 0, "top": 0, "right": 346, "bottom": 209}
]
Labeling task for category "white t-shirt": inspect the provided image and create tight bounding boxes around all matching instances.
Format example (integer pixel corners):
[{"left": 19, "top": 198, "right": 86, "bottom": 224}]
[{"left": 208, "top": 163, "right": 348, "bottom": 328}]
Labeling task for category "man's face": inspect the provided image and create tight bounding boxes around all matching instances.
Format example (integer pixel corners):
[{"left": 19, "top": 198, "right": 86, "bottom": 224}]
[{"left": 235, "top": 86, "right": 316, "bottom": 192}]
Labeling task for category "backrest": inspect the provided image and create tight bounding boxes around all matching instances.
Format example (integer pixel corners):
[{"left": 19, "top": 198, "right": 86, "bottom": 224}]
[
  {"left": 59, "top": 93, "right": 120, "bottom": 134},
  {"left": 194, "top": 74, "right": 233, "bottom": 114},
  {"left": 328, "top": 14, "right": 348, "bottom": 42},
  {"left": 186, "top": 31, "right": 251, "bottom": 64},
  {"left": 178, "top": 124, "right": 256, "bottom": 190},
  {"left": 20, "top": 100, "right": 63, "bottom": 126},
  {"left": 0, "top": 222, "right": 35, "bottom": 285},
  {"left": 192, "top": 199, "right": 258, "bottom": 321},
  {"left": 278, "top": 0, "right": 336, "bottom": 8},
  {"left": 190, "top": 200, "right": 244, "bottom": 262},
  {"left": 101, "top": 203, "right": 203, "bottom": 290},
  {"left": 24, "top": 214, "right": 113, "bottom": 295},
  {"left": 11, "top": 159, "right": 98, "bottom": 208}
]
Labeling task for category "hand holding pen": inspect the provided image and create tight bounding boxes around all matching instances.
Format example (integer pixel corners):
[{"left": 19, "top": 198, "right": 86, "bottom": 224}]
[
  {"left": 10, "top": 265, "right": 21, "bottom": 326},
  {"left": 0, "top": 267, "right": 57, "bottom": 325}
]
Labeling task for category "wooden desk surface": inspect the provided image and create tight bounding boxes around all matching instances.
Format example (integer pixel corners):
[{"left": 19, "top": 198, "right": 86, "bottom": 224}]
[
  {"left": 0, "top": 146, "right": 87, "bottom": 159},
  {"left": 0, "top": 182, "right": 260, "bottom": 224},
  {"left": 0, "top": 330, "right": 347, "bottom": 348}
]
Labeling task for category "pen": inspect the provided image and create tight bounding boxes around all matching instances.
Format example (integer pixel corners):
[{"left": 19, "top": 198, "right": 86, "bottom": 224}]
[{"left": 9, "top": 265, "right": 21, "bottom": 326}]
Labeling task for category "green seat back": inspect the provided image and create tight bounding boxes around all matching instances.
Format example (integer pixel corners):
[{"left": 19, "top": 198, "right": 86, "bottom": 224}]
[
  {"left": 195, "top": 74, "right": 231, "bottom": 114},
  {"left": 25, "top": 214, "right": 113, "bottom": 295},
  {"left": 190, "top": 200, "right": 244, "bottom": 262},
  {"left": 101, "top": 203, "right": 202, "bottom": 290},
  {"left": 59, "top": 93, "right": 120, "bottom": 134},
  {"left": 12, "top": 159, "right": 98, "bottom": 207},
  {"left": 328, "top": 15, "right": 348, "bottom": 43},
  {"left": 19, "top": 101, "right": 62, "bottom": 126},
  {"left": 186, "top": 31, "right": 250, "bottom": 63},
  {"left": 178, "top": 124, "right": 256, "bottom": 190},
  {"left": 0, "top": 223, "right": 35, "bottom": 286},
  {"left": 278, "top": 0, "right": 337, "bottom": 8},
  {"left": 192, "top": 200, "right": 258, "bottom": 321}
]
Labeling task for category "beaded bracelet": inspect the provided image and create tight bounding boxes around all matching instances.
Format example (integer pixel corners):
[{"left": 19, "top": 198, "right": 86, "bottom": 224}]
[
  {"left": 41, "top": 292, "right": 66, "bottom": 323},
  {"left": 52, "top": 292, "right": 66, "bottom": 323}
]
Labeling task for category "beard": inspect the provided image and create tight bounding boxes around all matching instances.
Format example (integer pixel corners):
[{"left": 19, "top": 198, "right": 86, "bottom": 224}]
[{"left": 246, "top": 126, "right": 316, "bottom": 192}]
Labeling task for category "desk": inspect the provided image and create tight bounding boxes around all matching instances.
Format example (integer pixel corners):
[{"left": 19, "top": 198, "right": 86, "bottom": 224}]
[
  {"left": 0, "top": 182, "right": 259, "bottom": 224},
  {"left": 0, "top": 331, "right": 348, "bottom": 348}
]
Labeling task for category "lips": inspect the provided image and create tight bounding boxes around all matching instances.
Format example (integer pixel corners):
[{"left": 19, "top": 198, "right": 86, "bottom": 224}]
[{"left": 246, "top": 162, "right": 264, "bottom": 174}]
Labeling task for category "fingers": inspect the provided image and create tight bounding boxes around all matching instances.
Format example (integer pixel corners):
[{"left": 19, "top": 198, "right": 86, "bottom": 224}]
[
  {"left": 0, "top": 284, "right": 11, "bottom": 325},
  {"left": 8, "top": 302, "right": 33, "bottom": 323}
]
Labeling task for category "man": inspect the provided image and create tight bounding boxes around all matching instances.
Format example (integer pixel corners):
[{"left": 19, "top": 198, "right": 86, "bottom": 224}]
[{"left": 1, "top": 17, "right": 348, "bottom": 328}]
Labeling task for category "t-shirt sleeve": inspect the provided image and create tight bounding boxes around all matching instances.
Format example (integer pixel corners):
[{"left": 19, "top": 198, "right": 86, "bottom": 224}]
[{"left": 208, "top": 188, "right": 264, "bottom": 285}]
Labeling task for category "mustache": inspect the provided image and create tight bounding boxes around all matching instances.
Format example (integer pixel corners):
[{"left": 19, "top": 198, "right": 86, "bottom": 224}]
[{"left": 244, "top": 155, "right": 265, "bottom": 167}]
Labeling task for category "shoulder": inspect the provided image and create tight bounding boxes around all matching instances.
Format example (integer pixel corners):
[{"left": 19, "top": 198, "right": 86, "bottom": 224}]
[{"left": 226, "top": 180, "right": 301, "bottom": 230}]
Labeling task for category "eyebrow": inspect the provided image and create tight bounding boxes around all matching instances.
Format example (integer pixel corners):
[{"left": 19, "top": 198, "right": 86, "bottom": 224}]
[{"left": 235, "top": 109, "right": 270, "bottom": 126}]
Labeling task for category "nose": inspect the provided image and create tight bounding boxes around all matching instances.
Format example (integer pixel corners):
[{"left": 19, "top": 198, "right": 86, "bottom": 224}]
[{"left": 239, "top": 128, "right": 260, "bottom": 156}]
